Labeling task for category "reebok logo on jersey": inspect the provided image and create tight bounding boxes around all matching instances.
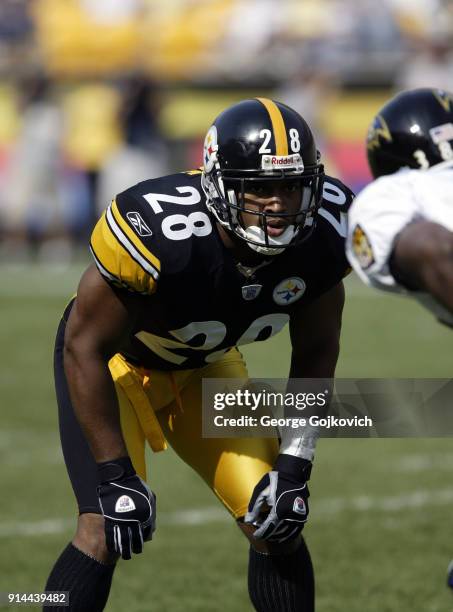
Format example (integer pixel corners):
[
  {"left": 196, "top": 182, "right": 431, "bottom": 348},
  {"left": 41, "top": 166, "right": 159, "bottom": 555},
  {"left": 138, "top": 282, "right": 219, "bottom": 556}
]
[
  {"left": 352, "top": 224, "right": 374, "bottom": 269},
  {"left": 293, "top": 497, "right": 307, "bottom": 515},
  {"left": 115, "top": 495, "right": 136, "bottom": 513},
  {"left": 127, "top": 211, "right": 153, "bottom": 237}
]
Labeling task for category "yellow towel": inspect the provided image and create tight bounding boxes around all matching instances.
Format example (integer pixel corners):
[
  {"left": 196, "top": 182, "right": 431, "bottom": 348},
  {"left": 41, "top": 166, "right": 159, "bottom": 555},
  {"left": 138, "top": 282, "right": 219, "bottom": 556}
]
[{"left": 109, "top": 354, "right": 167, "bottom": 452}]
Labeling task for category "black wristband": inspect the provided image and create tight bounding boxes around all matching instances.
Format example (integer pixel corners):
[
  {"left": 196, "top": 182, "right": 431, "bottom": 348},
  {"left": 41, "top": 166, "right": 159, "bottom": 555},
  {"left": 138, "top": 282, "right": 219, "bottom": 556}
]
[
  {"left": 97, "top": 456, "right": 136, "bottom": 485},
  {"left": 273, "top": 454, "right": 312, "bottom": 481}
]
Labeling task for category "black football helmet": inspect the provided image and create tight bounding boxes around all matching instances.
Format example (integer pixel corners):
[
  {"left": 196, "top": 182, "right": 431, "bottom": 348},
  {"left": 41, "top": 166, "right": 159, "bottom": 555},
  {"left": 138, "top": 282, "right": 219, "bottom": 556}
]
[
  {"left": 201, "top": 98, "right": 324, "bottom": 255},
  {"left": 367, "top": 88, "right": 453, "bottom": 178}
]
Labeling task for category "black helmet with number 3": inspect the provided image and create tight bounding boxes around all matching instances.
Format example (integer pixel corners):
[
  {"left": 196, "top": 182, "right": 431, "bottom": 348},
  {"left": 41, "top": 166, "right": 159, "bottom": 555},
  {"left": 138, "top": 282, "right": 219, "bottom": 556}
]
[
  {"left": 367, "top": 88, "right": 453, "bottom": 178},
  {"left": 201, "top": 98, "right": 324, "bottom": 256}
]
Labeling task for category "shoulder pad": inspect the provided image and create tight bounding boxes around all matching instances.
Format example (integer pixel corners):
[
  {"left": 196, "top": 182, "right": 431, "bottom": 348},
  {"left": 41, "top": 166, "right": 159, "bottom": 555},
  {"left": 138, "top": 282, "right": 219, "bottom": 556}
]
[
  {"left": 90, "top": 196, "right": 161, "bottom": 294},
  {"left": 318, "top": 176, "right": 355, "bottom": 240},
  {"left": 91, "top": 172, "right": 209, "bottom": 289}
]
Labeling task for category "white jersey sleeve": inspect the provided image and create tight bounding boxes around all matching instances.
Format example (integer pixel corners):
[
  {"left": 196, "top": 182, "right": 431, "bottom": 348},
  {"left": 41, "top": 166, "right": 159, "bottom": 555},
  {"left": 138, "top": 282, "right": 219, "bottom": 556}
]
[
  {"left": 346, "top": 161, "right": 453, "bottom": 294},
  {"left": 346, "top": 172, "right": 419, "bottom": 293}
]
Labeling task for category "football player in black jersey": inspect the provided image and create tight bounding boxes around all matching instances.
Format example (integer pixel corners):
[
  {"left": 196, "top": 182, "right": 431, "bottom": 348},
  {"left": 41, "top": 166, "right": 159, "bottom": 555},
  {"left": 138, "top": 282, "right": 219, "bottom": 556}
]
[{"left": 44, "top": 98, "right": 354, "bottom": 612}]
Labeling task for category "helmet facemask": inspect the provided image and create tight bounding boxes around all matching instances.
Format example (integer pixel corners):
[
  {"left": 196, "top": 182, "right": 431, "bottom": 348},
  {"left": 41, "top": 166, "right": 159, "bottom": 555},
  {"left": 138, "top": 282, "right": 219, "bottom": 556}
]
[{"left": 203, "top": 163, "right": 324, "bottom": 256}]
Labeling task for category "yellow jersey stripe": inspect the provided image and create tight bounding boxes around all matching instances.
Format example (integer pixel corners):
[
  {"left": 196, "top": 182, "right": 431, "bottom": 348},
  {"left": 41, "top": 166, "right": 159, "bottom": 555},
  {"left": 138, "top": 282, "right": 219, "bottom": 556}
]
[
  {"left": 111, "top": 200, "right": 161, "bottom": 273},
  {"left": 91, "top": 244, "right": 152, "bottom": 295},
  {"left": 105, "top": 206, "right": 159, "bottom": 280},
  {"left": 89, "top": 242, "right": 118, "bottom": 284},
  {"left": 90, "top": 212, "right": 157, "bottom": 294},
  {"left": 90, "top": 214, "right": 121, "bottom": 280},
  {"left": 256, "top": 97, "right": 288, "bottom": 155}
]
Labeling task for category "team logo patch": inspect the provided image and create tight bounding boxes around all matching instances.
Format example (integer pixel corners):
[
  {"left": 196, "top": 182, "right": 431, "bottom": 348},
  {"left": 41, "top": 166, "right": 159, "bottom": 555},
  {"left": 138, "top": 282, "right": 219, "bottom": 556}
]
[
  {"left": 273, "top": 277, "right": 306, "bottom": 305},
  {"left": 203, "top": 125, "right": 218, "bottom": 172},
  {"left": 115, "top": 495, "right": 136, "bottom": 513},
  {"left": 352, "top": 224, "right": 374, "bottom": 269},
  {"left": 127, "top": 211, "right": 153, "bottom": 237},
  {"left": 293, "top": 497, "right": 307, "bottom": 516},
  {"left": 242, "top": 284, "right": 262, "bottom": 301}
]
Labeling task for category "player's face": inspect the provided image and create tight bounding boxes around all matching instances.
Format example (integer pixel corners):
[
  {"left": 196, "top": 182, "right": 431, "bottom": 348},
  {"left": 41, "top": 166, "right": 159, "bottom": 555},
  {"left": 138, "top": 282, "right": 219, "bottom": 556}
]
[{"left": 240, "top": 180, "right": 302, "bottom": 237}]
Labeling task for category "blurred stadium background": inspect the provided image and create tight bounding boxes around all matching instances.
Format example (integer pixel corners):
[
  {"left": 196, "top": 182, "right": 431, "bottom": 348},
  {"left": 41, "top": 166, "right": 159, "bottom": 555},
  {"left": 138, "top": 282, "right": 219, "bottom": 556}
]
[{"left": 1, "top": 1, "right": 453, "bottom": 610}]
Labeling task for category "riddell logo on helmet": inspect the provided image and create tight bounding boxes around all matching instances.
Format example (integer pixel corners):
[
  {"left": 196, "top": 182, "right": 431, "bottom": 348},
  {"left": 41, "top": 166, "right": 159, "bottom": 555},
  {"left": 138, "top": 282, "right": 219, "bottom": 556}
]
[
  {"left": 262, "top": 154, "right": 303, "bottom": 171},
  {"left": 273, "top": 157, "right": 294, "bottom": 165}
]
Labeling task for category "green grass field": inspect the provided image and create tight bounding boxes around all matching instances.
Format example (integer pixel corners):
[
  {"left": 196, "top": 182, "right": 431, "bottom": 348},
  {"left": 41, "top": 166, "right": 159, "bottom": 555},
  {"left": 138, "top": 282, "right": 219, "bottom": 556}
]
[{"left": 1, "top": 263, "right": 453, "bottom": 611}]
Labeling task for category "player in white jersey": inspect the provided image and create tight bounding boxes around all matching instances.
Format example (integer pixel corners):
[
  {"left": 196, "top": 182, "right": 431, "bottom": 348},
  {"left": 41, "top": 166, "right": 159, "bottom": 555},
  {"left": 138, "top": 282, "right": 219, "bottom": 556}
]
[
  {"left": 346, "top": 88, "right": 453, "bottom": 327},
  {"left": 347, "top": 87, "right": 453, "bottom": 591}
]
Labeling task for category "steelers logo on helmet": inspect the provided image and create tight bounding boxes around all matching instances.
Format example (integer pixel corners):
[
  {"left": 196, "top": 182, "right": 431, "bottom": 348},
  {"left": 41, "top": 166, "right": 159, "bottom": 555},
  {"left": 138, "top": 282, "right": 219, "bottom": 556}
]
[
  {"left": 203, "top": 125, "right": 218, "bottom": 173},
  {"left": 201, "top": 98, "right": 324, "bottom": 256}
]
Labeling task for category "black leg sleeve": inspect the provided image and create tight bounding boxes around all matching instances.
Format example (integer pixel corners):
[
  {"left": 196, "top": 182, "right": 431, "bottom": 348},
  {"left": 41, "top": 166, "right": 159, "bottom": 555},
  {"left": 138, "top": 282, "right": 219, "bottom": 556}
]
[
  {"left": 248, "top": 538, "right": 315, "bottom": 612},
  {"left": 44, "top": 543, "right": 115, "bottom": 612}
]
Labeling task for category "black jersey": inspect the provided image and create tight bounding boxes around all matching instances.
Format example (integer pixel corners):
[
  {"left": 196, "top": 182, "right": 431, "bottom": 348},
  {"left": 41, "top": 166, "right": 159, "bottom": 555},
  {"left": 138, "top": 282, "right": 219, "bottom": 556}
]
[{"left": 90, "top": 170, "right": 353, "bottom": 370}]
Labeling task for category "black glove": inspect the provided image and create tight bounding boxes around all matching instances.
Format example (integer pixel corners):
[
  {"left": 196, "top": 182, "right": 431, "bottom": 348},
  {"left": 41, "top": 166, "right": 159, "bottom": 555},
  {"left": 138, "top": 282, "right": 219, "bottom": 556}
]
[
  {"left": 244, "top": 454, "right": 311, "bottom": 543},
  {"left": 97, "top": 456, "right": 156, "bottom": 560}
]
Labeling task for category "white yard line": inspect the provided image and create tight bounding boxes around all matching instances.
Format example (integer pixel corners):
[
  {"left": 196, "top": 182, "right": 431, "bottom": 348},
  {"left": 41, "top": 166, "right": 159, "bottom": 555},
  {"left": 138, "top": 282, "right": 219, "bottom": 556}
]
[
  {"left": 2, "top": 487, "right": 453, "bottom": 538},
  {"left": 395, "top": 453, "right": 453, "bottom": 472}
]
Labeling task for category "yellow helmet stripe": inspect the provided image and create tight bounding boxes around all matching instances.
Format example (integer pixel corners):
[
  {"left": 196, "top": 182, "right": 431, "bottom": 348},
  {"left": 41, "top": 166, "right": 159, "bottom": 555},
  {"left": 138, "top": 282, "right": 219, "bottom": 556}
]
[{"left": 256, "top": 97, "right": 288, "bottom": 155}]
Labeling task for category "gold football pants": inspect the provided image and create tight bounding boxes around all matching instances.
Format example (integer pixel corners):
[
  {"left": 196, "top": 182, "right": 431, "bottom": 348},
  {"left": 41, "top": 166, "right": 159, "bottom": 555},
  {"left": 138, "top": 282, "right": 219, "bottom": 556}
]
[{"left": 109, "top": 348, "right": 279, "bottom": 519}]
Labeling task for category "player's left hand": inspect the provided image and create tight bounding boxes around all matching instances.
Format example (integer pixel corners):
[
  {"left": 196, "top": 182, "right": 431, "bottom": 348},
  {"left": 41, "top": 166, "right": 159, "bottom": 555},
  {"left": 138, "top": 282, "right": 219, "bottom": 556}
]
[
  {"left": 97, "top": 457, "right": 156, "bottom": 560},
  {"left": 244, "top": 455, "right": 311, "bottom": 543}
]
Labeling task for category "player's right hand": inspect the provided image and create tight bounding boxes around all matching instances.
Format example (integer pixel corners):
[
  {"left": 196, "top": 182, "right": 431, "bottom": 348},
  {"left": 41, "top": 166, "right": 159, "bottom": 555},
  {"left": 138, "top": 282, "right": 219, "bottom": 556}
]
[
  {"left": 97, "top": 456, "right": 156, "bottom": 560},
  {"left": 245, "top": 455, "right": 311, "bottom": 543}
]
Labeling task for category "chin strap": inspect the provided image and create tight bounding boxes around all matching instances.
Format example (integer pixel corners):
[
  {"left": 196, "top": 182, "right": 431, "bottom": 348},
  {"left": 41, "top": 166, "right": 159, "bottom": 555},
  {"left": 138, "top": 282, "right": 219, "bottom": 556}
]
[{"left": 240, "top": 224, "right": 297, "bottom": 255}]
